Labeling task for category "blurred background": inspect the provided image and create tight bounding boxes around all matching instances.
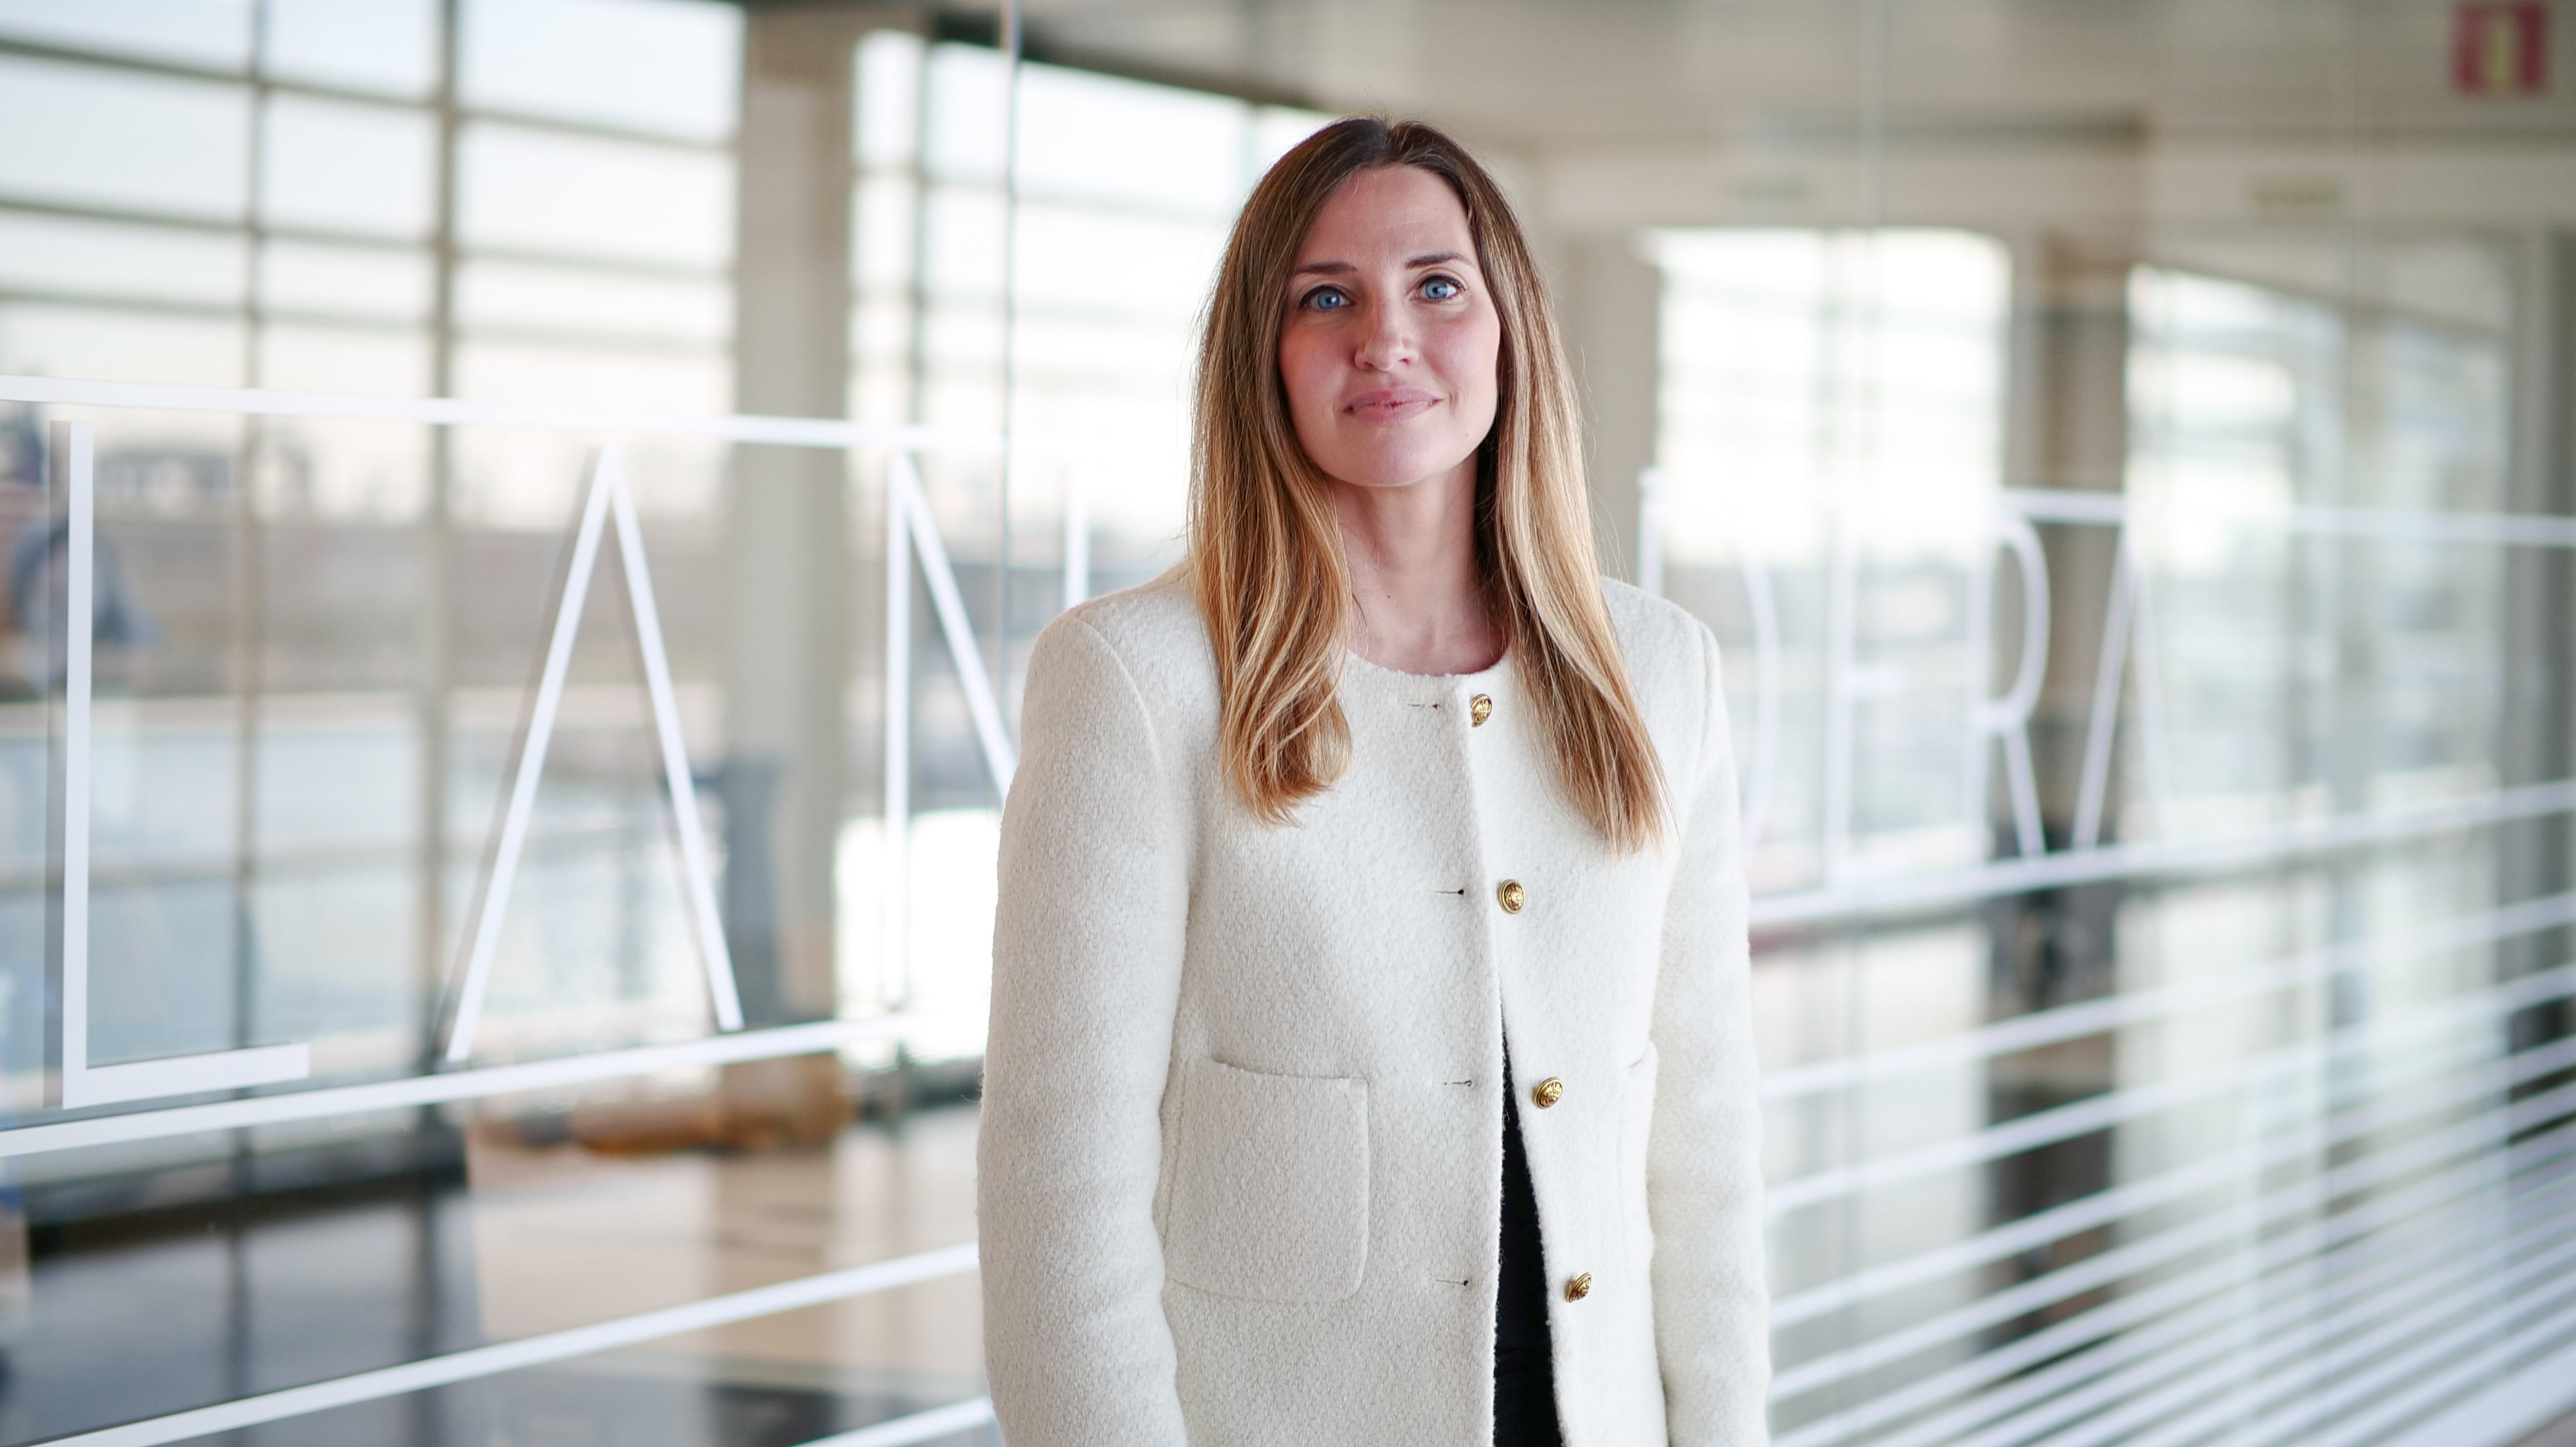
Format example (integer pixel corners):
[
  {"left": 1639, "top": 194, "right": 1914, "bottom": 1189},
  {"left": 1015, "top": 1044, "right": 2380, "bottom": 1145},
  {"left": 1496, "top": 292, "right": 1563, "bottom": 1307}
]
[{"left": 0, "top": 1, "right": 2571, "bottom": 1444}]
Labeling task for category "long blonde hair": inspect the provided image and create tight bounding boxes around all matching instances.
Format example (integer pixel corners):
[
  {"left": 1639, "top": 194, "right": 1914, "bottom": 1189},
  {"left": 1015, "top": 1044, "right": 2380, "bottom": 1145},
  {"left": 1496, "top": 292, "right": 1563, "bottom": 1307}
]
[{"left": 1190, "top": 117, "right": 1668, "bottom": 852}]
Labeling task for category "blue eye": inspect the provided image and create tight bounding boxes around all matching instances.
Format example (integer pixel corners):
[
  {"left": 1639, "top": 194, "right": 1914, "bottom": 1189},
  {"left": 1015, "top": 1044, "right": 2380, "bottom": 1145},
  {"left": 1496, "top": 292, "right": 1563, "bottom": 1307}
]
[
  {"left": 1422, "top": 276, "right": 1462, "bottom": 301},
  {"left": 1305, "top": 286, "right": 1349, "bottom": 312}
]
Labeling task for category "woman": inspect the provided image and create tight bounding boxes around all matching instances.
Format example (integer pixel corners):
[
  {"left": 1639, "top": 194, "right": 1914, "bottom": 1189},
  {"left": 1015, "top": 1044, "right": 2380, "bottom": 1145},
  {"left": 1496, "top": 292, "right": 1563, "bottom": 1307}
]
[{"left": 979, "top": 117, "right": 1768, "bottom": 1446}]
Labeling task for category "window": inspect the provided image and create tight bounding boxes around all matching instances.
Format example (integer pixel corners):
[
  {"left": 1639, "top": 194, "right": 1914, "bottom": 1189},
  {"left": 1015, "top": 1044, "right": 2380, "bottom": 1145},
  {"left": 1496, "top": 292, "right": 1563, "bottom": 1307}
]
[{"left": 1652, "top": 228, "right": 2564, "bottom": 1446}]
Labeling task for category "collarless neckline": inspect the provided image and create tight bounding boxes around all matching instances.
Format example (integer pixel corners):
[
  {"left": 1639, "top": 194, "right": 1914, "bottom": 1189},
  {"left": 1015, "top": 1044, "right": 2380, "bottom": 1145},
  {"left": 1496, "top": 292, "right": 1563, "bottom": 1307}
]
[
  {"left": 1350, "top": 643, "right": 1504, "bottom": 700},
  {"left": 1350, "top": 648, "right": 1504, "bottom": 679}
]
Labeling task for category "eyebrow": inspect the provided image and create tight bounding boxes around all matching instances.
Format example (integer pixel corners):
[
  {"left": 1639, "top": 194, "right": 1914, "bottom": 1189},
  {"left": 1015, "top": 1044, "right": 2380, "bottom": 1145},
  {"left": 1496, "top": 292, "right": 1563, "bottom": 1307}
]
[{"left": 1290, "top": 250, "right": 1472, "bottom": 277}]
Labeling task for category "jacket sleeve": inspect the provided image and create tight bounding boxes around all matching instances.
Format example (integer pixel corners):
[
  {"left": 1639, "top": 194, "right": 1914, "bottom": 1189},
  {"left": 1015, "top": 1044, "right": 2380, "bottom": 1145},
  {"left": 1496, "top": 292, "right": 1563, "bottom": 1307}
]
[
  {"left": 1650, "top": 621, "right": 1772, "bottom": 1444},
  {"left": 979, "top": 613, "right": 1194, "bottom": 1447}
]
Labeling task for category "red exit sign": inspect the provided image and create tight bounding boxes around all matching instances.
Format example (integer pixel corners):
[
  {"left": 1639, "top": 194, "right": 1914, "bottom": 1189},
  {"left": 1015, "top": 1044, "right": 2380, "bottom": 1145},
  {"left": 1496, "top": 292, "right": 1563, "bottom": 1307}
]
[{"left": 2454, "top": 1, "right": 2550, "bottom": 94}]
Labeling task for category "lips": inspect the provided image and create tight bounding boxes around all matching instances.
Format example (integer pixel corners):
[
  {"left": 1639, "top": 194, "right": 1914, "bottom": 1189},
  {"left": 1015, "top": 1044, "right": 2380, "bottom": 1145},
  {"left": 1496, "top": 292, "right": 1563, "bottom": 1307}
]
[{"left": 1342, "top": 387, "right": 1442, "bottom": 420}]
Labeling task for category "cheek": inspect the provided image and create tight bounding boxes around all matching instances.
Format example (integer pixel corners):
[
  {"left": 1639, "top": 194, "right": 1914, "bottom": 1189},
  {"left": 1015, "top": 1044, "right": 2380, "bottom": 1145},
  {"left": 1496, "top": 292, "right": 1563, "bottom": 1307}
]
[
  {"left": 1441, "top": 316, "right": 1504, "bottom": 421},
  {"left": 1276, "top": 332, "right": 1337, "bottom": 427}
]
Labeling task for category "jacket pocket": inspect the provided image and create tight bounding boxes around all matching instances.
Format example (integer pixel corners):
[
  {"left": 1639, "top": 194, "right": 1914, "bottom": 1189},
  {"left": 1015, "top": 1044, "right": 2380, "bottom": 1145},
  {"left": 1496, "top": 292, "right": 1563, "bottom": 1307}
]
[
  {"left": 1621, "top": 1043, "right": 1660, "bottom": 1276},
  {"left": 1163, "top": 1056, "right": 1369, "bottom": 1303}
]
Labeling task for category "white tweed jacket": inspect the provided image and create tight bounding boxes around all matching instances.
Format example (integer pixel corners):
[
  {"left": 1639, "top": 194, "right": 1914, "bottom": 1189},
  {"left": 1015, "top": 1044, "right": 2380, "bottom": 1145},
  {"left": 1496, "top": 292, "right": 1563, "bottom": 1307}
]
[{"left": 979, "top": 572, "right": 1768, "bottom": 1446}]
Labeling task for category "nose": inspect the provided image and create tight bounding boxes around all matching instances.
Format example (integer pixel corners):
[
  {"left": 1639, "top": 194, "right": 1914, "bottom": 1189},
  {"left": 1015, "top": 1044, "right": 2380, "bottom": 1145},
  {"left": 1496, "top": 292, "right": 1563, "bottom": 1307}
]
[{"left": 1352, "top": 296, "right": 1414, "bottom": 373}]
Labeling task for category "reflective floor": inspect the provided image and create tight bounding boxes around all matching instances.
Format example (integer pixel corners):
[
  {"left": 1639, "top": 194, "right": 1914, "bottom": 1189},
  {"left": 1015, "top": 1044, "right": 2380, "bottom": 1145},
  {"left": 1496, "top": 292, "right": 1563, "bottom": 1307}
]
[{"left": 0, "top": 1103, "right": 990, "bottom": 1447}]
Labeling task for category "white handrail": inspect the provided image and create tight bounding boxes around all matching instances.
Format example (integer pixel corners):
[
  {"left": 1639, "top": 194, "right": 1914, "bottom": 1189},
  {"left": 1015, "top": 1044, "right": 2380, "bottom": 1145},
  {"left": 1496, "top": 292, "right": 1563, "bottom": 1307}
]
[
  {"left": 1769, "top": 1028, "right": 2576, "bottom": 1332},
  {"left": 1766, "top": 959, "right": 2576, "bottom": 1217},
  {"left": 1761, "top": 888, "right": 2576, "bottom": 1102},
  {"left": 30, "top": 1242, "right": 979, "bottom": 1447},
  {"left": 0, "top": 373, "right": 1001, "bottom": 453}
]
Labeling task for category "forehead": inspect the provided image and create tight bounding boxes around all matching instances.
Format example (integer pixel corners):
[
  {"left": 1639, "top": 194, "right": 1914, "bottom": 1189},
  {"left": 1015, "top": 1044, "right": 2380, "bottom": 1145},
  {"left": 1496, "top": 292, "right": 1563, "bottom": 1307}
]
[{"left": 1295, "top": 165, "right": 1475, "bottom": 264}]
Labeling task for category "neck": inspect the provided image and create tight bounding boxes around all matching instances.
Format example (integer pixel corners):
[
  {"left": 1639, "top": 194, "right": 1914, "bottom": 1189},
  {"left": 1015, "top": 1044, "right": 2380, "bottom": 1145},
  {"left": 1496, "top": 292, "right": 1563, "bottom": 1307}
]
[{"left": 1332, "top": 455, "right": 1505, "bottom": 676}]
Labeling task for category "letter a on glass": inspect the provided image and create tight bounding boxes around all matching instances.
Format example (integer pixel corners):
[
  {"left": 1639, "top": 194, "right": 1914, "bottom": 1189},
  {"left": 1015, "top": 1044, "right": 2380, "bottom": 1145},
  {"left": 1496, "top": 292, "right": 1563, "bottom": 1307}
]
[{"left": 442, "top": 448, "right": 743, "bottom": 1063}]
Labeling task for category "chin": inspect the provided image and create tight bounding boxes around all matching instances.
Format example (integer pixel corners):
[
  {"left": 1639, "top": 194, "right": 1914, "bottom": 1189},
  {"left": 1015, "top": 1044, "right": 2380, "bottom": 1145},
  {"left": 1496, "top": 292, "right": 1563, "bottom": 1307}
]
[
  {"left": 1332, "top": 467, "right": 1440, "bottom": 491},
  {"left": 1326, "top": 446, "right": 1475, "bottom": 491}
]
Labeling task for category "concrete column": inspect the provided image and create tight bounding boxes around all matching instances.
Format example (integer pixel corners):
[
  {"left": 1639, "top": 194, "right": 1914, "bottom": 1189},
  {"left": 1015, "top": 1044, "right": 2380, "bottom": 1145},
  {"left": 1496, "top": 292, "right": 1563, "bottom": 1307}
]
[
  {"left": 1982, "top": 228, "right": 2134, "bottom": 1251},
  {"left": 713, "top": 2, "right": 921, "bottom": 1140},
  {"left": 1557, "top": 232, "right": 1663, "bottom": 586},
  {"left": 2499, "top": 231, "right": 2576, "bottom": 1019},
  {"left": 723, "top": 3, "right": 876, "bottom": 1033},
  {"left": 2004, "top": 229, "right": 2135, "bottom": 843}
]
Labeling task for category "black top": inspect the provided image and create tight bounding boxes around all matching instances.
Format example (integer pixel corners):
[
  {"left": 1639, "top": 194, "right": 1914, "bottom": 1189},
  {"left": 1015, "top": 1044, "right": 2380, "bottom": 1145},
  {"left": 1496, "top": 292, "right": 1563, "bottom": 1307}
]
[{"left": 1495, "top": 1056, "right": 1564, "bottom": 1446}]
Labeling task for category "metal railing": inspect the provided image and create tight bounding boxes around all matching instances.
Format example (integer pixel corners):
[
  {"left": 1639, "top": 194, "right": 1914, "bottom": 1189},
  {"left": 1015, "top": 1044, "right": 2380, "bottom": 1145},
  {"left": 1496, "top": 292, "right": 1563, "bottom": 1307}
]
[
  {"left": 7, "top": 373, "right": 2574, "bottom": 1445},
  {"left": 1646, "top": 464, "right": 2576, "bottom": 1446},
  {"left": 1, "top": 373, "right": 1019, "bottom": 1447}
]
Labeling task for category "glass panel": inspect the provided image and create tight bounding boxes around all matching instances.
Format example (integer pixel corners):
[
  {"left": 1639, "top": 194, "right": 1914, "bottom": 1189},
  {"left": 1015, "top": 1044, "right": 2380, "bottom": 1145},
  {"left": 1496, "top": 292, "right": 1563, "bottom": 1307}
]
[
  {"left": 1013, "top": 65, "right": 1248, "bottom": 214},
  {"left": 258, "top": 241, "right": 436, "bottom": 325},
  {"left": 1251, "top": 105, "right": 1333, "bottom": 174},
  {"left": 921, "top": 44, "right": 1009, "bottom": 185},
  {"left": 267, "top": 0, "right": 439, "bottom": 99},
  {"left": 1, "top": 3, "right": 2566, "bottom": 1444},
  {"left": 459, "top": 0, "right": 741, "bottom": 143},
  {"left": 450, "top": 338, "right": 729, "bottom": 420},
  {"left": 0, "top": 55, "right": 248, "bottom": 220},
  {"left": 447, "top": 543, "right": 723, "bottom": 1060},
  {"left": 261, "top": 93, "right": 439, "bottom": 239},
  {"left": 0, "top": 10, "right": 986, "bottom": 1443},
  {"left": 0, "top": 212, "right": 244, "bottom": 309},
  {"left": 458, "top": 121, "right": 734, "bottom": 270},
  {"left": 248, "top": 413, "right": 431, "bottom": 520},
  {"left": 81, "top": 416, "right": 248, "bottom": 1072},
  {"left": 854, "top": 29, "right": 924, "bottom": 170},
  {"left": 457, "top": 258, "right": 731, "bottom": 346},
  {"left": 255, "top": 324, "right": 432, "bottom": 399},
  {"left": 1654, "top": 227, "right": 2011, "bottom": 886},
  {"left": 0, "top": 0, "right": 248, "bottom": 69},
  {"left": 1645, "top": 8, "right": 2575, "bottom": 1443},
  {"left": 0, "top": 304, "right": 246, "bottom": 385},
  {"left": 2130, "top": 258, "right": 2513, "bottom": 825}
]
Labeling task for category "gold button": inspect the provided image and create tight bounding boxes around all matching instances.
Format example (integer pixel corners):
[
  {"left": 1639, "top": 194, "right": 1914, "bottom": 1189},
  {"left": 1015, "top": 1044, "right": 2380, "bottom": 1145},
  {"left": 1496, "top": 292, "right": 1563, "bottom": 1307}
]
[
  {"left": 1564, "top": 1272, "right": 1593, "bottom": 1302},
  {"left": 1470, "top": 693, "right": 1493, "bottom": 727},
  {"left": 1496, "top": 879, "right": 1527, "bottom": 913},
  {"left": 1531, "top": 1076, "right": 1564, "bottom": 1110}
]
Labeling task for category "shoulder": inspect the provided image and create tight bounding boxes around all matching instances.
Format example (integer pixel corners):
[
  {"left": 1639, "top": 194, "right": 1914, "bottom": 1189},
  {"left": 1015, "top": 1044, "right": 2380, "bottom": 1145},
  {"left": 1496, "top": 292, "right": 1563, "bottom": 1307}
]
[
  {"left": 1600, "top": 577, "right": 1713, "bottom": 657},
  {"left": 1026, "top": 569, "right": 1218, "bottom": 735},
  {"left": 1599, "top": 578, "right": 1718, "bottom": 698},
  {"left": 1053, "top": 568, "right": 1207, "bottom": 663},
  {"left": 1597, "top": 578, "right": 1724, "bottom": 774}
]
